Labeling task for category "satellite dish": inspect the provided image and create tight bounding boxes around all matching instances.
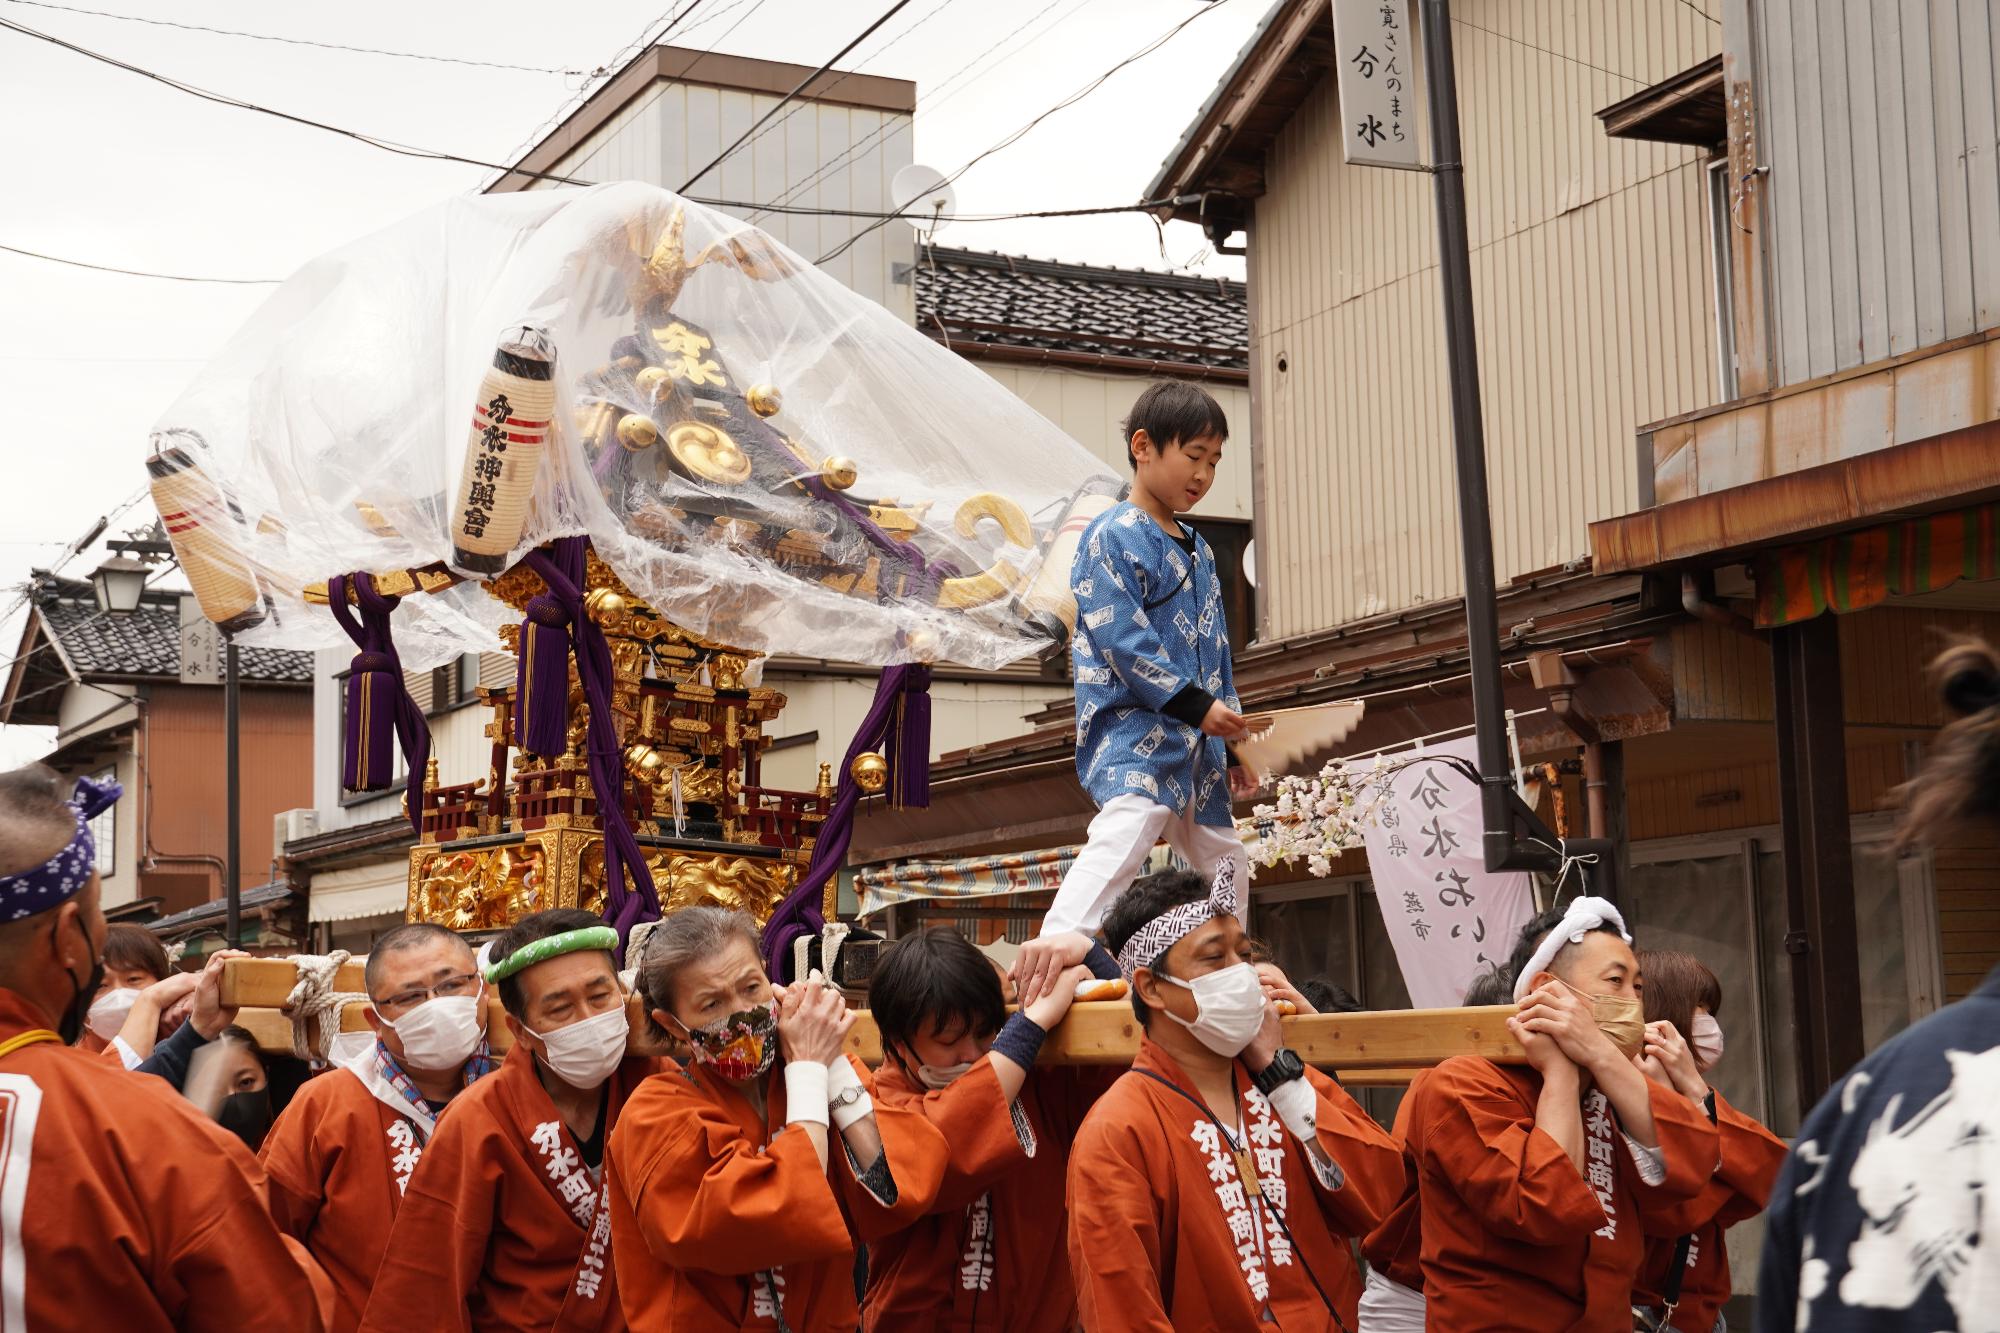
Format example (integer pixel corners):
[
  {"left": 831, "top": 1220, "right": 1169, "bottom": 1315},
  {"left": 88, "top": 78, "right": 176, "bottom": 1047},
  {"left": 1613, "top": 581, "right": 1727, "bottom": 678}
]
[{"left": 890, "top": 163, "right": 957, "bottom": 236}]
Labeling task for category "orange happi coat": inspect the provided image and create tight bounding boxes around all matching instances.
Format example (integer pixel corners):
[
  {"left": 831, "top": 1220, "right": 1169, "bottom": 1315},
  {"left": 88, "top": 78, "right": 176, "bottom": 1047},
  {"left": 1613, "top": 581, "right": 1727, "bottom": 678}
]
[
  {"left": 1359, "top": 1071, "right": 1432, "bottom": 1294},
  {"left": 1404, "top": 1055, "right": 1721, "bottom": 1333},
  {"left": 863, "top": 1056, "right": 1116, "bottom": 1332},
  {"left": 262, "top": 1045, "right": 460, "bottom": 1333},
  {"left": 1066, "top": 1038, "right": 1406, "bottom": 1332},
  {"left": 1633, "top": 1089, "right": 1788, "bottom": 1332},
  {"left": 0, "top": 988, "right": 328, "bottom": 1332},
  {"left": 359, "top": 1051, "right": 665, "bottom": 1333},
  {"left": 608, "top": 1053, "right": 950, "bottom": 1332}
]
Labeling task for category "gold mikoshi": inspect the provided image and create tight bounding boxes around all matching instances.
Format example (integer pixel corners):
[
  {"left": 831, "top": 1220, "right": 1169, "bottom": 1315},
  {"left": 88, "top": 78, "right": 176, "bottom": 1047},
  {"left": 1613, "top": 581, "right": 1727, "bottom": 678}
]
[
  {"left": 849, "top": 752, "right": 890, "bottom": 793},
  {"left": 634, "top": 366, "right": 671, "bottom": 399},
  {"left": 617, "top": 415, "right": 660, "bottom": 451},
  {"left": 747, "top": 384, "right": 782, "bottom": 418},
  {"left": 669, "top": 421, "right": 754, "bottom": 485},
  {"left": 820, "top": 456, "right": 859, "bottom": 491},
  {"left": 584, "top": 586, "right": 628, "bottom": 621}
]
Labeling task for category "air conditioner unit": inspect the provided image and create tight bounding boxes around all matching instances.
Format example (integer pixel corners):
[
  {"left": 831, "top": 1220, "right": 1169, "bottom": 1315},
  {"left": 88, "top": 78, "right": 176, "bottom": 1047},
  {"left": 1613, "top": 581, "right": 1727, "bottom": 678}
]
[{"left": 274, "top": 808, "right": 320, "bottom": 859}]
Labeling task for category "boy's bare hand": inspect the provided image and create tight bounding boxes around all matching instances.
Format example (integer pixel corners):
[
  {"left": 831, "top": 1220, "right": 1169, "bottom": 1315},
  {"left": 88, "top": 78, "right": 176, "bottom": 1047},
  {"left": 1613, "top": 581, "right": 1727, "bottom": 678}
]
[
  {"left": 1228, "top": 765, "right": 1262, "bottom": 799},
  {"left": 1201, "top": 701, "right": 1250, "bottom": 741}
]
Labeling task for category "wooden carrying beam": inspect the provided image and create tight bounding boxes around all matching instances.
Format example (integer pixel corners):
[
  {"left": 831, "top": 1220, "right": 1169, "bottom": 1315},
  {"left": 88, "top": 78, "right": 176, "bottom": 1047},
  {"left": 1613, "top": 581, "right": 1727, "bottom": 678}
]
[
  {"left": 218, "top": 957, "right": 368, "bottom": 1008},
  {"left": 224, "top": 952, "right": 1524, "bottom": 1080}
]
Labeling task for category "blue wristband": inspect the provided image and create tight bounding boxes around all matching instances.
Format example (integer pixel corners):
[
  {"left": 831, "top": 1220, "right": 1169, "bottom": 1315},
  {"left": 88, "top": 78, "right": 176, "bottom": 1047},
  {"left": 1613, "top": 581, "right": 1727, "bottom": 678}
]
[
  {"left": 990, "top": 1012, "right": 1047, "bottom": 1070},
  {"left": 1083, "top": 941, "right": 1121, "bottom": 982}
]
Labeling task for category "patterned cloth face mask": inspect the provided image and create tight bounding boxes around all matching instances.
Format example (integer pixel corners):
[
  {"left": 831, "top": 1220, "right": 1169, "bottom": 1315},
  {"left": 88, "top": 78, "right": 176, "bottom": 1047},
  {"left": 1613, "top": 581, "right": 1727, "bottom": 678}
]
[{"left": 687, "top": 1000, "right": 780, "bottom": 1081}]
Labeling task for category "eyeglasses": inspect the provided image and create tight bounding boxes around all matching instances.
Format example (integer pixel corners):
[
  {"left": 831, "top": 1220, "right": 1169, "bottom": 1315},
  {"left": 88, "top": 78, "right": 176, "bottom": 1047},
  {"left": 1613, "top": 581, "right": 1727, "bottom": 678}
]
[{"left": 374, "top": 972, "right": 481, "bottom": 1016}]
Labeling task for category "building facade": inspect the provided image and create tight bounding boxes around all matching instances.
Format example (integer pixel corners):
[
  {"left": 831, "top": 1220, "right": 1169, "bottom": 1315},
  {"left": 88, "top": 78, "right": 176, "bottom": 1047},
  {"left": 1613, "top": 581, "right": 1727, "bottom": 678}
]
[{"left": 0, "top": 571, "right": 313, "bottom": 946}]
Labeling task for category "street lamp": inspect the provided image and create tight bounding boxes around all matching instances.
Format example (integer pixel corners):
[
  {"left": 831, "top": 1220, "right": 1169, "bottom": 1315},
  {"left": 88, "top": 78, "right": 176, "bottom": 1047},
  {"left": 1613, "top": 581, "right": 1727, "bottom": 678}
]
[{"left": 89, "top": 557, "right": 150, "bottom": 615}]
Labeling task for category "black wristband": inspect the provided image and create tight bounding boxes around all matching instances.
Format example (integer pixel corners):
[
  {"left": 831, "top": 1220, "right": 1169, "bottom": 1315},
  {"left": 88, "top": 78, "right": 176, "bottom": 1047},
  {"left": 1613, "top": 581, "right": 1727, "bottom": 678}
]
[
  {"left": 1082, "top": 941, "right": 1120, "bottom": 982},
  {"left": 1161, "top": 684, "right": 1216, "bottom": 730},
  {"left": 990, "top": 1012, "right": 1047, "bottom": 1070}
]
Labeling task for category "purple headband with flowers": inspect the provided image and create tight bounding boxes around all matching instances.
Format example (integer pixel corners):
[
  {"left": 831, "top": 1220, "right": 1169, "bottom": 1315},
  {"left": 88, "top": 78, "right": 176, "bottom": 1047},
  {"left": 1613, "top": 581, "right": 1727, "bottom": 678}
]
[
  {"left": 1113, "top": 855, "right": 1243, "bottom": 981},
  {"left": 0, "top": 775, "right": 121, "bottom": 921}
]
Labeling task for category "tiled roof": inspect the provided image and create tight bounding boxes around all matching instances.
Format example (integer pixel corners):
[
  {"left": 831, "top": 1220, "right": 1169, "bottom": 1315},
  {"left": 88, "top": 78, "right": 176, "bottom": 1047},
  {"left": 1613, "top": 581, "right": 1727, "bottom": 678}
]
[
  {"left": 31, "top": 576, "right": 311, "bottom": 683},
  {"left": 914, "top": 248, "right": 1248, "bottom": 374}
]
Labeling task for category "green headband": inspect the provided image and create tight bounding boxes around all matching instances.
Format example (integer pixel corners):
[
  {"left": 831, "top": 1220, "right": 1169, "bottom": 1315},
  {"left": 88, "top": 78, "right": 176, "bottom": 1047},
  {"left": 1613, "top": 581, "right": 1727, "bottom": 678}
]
[{"left": 483, "top": 926, "right": 620, "bottom": 984}]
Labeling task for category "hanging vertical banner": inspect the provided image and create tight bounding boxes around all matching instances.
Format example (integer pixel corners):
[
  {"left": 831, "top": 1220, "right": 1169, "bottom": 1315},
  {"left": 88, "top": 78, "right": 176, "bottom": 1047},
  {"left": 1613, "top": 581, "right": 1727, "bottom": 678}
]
[
  {"left": 1329, "top": 0, "right": 1422, "bottom": 170},
  {"left": 1360, "top": 737, "right": 1535, "bottom": 1007}
]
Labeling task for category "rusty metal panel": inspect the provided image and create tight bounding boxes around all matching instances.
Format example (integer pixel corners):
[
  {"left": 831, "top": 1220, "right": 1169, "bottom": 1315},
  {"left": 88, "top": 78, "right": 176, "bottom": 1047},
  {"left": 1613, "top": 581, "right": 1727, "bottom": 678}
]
[{"left": 144, "top": 684, "right": 313, "bottom": 896}]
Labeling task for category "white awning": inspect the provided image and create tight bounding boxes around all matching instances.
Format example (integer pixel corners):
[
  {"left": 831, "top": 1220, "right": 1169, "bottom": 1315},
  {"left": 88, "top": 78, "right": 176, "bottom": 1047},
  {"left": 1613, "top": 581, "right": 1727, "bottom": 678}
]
[{"left": 308, "top": 860, "right": 408, "bottom": 923}]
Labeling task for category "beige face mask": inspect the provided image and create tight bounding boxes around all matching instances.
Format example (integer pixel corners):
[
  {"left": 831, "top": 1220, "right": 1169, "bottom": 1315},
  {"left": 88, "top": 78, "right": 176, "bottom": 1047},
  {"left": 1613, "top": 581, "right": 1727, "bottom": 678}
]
[{"left": 1552, "top": 977, "right": 1646, "bottom": 1060}]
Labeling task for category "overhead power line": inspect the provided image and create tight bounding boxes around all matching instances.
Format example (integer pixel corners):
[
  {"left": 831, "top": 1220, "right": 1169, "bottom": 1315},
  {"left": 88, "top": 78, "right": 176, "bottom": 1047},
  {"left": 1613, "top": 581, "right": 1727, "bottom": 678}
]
[
  {"left": 818, "top": 0, "right": 1236, "bottom": 264},
  {"left": 0, "top": 241, "right": 280, "bottom": 284},
  {"left": 678, "top": 0, "right": 918, "bottom": 192},
  {"left": 0, "top": 0, "right": 596, "bottom": 74}
]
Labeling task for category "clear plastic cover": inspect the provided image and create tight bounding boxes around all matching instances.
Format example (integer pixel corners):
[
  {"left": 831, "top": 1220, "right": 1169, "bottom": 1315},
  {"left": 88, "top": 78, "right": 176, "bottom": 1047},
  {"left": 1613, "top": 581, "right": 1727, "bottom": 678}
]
[{"left": 150, "top": 182, "right": 1123, "bottom": 670}]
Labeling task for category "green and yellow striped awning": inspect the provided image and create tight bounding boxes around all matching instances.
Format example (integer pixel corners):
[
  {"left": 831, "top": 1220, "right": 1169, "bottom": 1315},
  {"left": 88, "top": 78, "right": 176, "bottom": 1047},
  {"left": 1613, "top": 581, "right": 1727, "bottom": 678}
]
[{"left": 1753, "top": 503, "right": 2000, "bottom": 627}]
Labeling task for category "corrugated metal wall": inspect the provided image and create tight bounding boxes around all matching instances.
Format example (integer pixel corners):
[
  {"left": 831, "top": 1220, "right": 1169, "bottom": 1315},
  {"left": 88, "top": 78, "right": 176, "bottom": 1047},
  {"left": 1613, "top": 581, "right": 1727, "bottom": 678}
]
[
  {"left": 533, "top": 81, "right": 916, "bottom": 321},
  {"left": 973, "top": 363, "right": 1253, "bottom": 521},
  {"left": 1752, "top": 0, "right": 2000, "bottom": 385},
  {"left": 1250, "top": 0, "right": 1722, "bottom": 638}
]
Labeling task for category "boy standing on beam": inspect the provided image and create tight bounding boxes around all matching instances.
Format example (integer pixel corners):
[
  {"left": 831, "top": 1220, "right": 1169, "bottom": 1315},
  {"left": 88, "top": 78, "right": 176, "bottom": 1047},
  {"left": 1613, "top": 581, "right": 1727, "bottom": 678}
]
[
  {"left": 1014, "top": 382, "right": 1257, "bottom": 1008},
  {"left": 1067, "top": 864, "right": 1405, "bottom": 1330}
]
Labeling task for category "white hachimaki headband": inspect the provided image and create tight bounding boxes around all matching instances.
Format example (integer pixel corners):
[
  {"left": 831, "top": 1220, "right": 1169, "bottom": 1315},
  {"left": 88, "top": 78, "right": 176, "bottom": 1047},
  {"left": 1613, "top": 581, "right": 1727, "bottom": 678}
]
[
  {"left": 1114, "top": 856, "right": 1243, "bottom": 981},
  {"left": 1511, "top": 895, "right": 1630, "bottom": 1002}
]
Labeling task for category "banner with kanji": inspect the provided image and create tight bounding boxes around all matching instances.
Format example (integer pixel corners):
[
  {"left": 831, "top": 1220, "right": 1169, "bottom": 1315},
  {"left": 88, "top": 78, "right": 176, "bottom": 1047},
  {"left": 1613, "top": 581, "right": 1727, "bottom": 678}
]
[{"left": 1359, "top": 737, "right": 1536, "bottom": 1008}]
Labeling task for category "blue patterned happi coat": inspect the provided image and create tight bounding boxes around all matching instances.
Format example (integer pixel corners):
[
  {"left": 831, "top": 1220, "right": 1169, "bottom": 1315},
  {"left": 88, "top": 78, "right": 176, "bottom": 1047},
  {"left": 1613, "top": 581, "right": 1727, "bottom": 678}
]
[{"left": 1070, "top": 501, "right": 1238, "bottom": 826}]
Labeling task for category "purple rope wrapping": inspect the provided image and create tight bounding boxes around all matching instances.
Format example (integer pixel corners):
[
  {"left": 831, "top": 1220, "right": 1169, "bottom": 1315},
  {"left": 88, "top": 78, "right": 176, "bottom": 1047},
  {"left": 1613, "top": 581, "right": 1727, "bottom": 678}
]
[
  {"left": 327, "top": 573, "right": 432, "bottom": 837},
  {"left": 522, "top": 538, "right": 660, "bottom": 949},
  {"left": 761, "top": 663, "right": 932, "bottom": 981}
]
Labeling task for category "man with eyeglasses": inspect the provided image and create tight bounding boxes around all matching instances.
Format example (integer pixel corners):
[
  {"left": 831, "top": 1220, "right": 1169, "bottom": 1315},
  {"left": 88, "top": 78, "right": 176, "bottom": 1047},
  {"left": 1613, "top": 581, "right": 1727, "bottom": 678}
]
[{"left": 261, "top": 922, "right": 495, "bottom": 1333}]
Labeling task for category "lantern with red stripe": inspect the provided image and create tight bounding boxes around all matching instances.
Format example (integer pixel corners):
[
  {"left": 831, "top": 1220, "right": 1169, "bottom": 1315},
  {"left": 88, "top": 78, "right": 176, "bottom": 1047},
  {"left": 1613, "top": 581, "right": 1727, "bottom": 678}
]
[
  {"left": 451, "top": 326, "right": 558, "bottom": 576},
  {"left": 146, "top": 441, "right": 265, "bottom": 632}
]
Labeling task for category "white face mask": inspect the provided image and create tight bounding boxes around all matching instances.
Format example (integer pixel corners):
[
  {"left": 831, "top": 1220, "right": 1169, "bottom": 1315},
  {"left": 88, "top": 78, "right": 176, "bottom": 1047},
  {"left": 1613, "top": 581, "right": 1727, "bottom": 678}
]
[
  {"left": 86, "top": 987, "right": 140, "bottom": 1040},
  {"left": 1160, "top": 961, "right": 1267, "bottom": 1058},
  {"left": 1691, "top": 1011, "right": 1725, "bottom": 1071},
  {"left": 917, "top": 1059, "right": 976, "bottom": 1090},
  {"left": 529, "top": 1005, "right": 628, "bottom": 1089},
  {"left": 387, "top": 992, "right": 486, "bottom": 1072}
]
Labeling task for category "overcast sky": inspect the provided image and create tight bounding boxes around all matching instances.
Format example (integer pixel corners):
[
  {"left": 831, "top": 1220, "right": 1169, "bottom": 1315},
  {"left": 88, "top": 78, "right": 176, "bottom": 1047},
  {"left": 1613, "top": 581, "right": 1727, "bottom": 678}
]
[{"left": 0, "top": 0, "right": 1263, "bottom": 764}]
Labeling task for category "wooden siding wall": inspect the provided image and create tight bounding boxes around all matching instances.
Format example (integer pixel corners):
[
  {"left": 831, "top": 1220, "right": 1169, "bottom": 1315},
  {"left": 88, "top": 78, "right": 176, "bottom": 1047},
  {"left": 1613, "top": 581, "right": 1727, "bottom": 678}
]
[
  {"left": 1673, "top": 605, "right": 2000, "bottom": 725},
  {"left": 1250, "top": 0, "right": 1722, "bottom": 639},
  {"left": 1932, "top": 825, "right": 2000, "bottom": 1000},
  {"left": 973, "top": 363, "right": 1254, "bottom": 520},
  {"left": 1623, "top": 732, "right": 1909, "bottom": 841},
  {"left": 1749, "top": 0, "right": 2000, "bottom": 387},
  {"left": 143, "top": 684, "right": 313, "bottom": 897},
  {"left": 530, "top": 81, "right": 915, "bottom": 320}
]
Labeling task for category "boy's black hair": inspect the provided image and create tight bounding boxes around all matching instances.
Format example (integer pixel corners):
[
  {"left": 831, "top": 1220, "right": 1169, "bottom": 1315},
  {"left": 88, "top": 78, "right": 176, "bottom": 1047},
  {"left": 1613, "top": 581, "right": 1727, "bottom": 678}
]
[
  {"left": 1300, "top": 978, "right": 1362, "bottom": 1013},
  {"left": 1121, "top": 381, "right": 1229, "bottom": 471},
  {"left": 1500, "top": 903, "right": 1622, "bottom": 994},
  {"left": 1100, "top": 868, "right": 1211, "bottom": 1028},
  {"left": 868, "top": 927, "right": 1006, "bottom": 1071},
  {"left": 103, "top": 923, "right": 171, "bottom": 984},
  {"left": 489, "top": 908, "right": 613, "bottom": 1019}
]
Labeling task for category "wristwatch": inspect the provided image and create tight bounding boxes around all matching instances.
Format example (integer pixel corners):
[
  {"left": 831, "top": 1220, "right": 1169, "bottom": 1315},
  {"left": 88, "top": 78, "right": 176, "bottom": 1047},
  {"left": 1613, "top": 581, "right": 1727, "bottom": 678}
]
[
  {"left": 1251, "top": 1047, "right": 1306, "bottom": 1096},
  {"left": 830, "top": 1083, "right": 866, "bottom": 1111}
]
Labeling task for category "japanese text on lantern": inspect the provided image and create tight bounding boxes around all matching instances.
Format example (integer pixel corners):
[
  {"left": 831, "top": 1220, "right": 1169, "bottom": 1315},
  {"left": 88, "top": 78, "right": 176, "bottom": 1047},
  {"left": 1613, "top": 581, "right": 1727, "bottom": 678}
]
[{"left": 1330, "top": 0, "right": 1421, "bottom": 170}]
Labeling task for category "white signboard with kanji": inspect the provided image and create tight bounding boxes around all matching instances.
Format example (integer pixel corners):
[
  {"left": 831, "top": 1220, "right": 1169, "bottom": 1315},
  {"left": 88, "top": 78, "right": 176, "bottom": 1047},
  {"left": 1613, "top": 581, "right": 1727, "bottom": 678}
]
[
  {"left": 1330, "top": 0, "right": 1422, "bottom": 169},
  {"left": 1360, "top": 737, "right": 1536, "bottom": 1006},
  {"left": 179, "top": 594, "right": 223, "bottom": 686}
]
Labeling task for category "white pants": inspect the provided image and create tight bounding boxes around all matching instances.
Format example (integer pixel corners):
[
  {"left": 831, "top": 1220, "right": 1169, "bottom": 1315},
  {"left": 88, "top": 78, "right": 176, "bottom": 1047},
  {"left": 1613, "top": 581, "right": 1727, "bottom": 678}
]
[
  {"left": 1039, "top": 793, "right": 1242, "bottom": 937},
  {"left": 1358, "top": 1269, "right": 1426, "bottom": 1333}
]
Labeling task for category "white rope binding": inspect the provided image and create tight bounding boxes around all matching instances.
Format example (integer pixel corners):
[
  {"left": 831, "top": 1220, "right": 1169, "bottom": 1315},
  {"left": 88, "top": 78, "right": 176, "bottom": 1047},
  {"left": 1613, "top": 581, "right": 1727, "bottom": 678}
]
[{"left": 282, "top": 949, "right": 371, "bottom": 1064}]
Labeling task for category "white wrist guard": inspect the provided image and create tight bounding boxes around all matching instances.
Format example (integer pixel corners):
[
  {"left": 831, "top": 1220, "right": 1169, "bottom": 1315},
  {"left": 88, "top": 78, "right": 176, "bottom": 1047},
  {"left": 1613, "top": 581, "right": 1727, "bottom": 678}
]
[
  {"left": 1267, "top": 1077, "right": 1319, "bottom": 1141},
  {"left": 827, "top": 1055, "right": 874, "bottom": 1131},
  {"left": 783, "top": 1060, "right": 830, "bottom": 1128}
]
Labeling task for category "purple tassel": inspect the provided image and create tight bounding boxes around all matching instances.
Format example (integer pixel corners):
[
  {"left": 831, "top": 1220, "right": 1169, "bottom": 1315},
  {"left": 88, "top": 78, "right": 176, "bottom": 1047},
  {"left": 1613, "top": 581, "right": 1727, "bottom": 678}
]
[
  {"left": 888, "top": 664, "right": 932, "bottom": 809},
  {"left": 327, "top": 573, "right": 432, "bottom": 835},
  {"left": 516, "top": 594, "right": 572, "bottom": 756},
  {"left": 343, "top": 650, "right": 400, "bottom": 791},
  {"left": 762, "top": 663, "right": 933, "bottom": 980}
]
